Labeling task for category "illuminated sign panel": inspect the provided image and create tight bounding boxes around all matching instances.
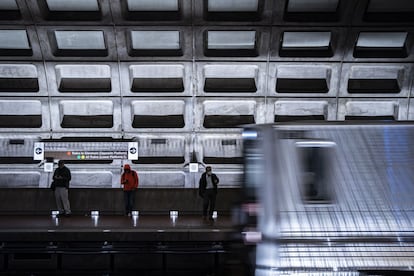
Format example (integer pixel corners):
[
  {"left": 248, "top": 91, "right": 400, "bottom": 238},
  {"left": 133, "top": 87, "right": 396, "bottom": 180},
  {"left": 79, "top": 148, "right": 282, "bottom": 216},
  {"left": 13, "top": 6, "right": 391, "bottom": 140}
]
[{"left": 34, "top": 142, "right": 138, "bottom": 160}]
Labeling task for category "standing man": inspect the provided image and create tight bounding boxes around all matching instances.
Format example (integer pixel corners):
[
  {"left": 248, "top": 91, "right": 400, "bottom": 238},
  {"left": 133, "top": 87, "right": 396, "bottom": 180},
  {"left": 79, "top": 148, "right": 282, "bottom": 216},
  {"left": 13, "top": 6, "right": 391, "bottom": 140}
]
[
  {"left": 51, "top": 160, "right": 72, "bottom": 217},
  {"left": 121, "top": 164, "right": 139, "bottom": 216},
  {"left": 198, "top": 166, "right": 219, "bottom": 221}
]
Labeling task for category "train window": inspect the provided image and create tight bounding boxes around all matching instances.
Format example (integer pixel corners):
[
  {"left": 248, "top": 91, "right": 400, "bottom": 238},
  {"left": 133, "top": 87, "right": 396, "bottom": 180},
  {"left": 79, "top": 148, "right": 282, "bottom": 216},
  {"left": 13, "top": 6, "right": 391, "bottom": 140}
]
[
  {"left": 242, "top": 130, "right": 262, "bottom": 201},
  {"left": 296, "top": 141, "right": 335, "bottom": 203}
]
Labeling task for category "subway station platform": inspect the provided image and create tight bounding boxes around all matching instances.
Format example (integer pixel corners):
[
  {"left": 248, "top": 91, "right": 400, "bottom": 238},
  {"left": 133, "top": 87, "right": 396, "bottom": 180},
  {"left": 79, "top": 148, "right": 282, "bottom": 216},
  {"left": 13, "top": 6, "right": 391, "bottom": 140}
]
[{"left": 0, "top": 215, "right": 249, "bottom": 275}]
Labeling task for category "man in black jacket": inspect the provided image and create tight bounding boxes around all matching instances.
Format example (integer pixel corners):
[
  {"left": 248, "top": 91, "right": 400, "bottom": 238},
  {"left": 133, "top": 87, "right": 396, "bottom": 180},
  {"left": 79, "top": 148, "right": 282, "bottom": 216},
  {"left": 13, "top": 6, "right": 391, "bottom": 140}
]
[
  {"left": 51, "top": 160, "right": 72, "bottom": 217},
  {"left": 198, "top": 166, "right": 219, "bottom": 221}
]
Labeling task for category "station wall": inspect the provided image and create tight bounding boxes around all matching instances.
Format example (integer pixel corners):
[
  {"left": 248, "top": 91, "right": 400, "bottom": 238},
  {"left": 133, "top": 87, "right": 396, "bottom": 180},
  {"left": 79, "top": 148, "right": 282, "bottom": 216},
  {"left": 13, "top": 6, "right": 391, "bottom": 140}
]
[{"left": 0, "top": 0, "right": 413, "bottom": 188}]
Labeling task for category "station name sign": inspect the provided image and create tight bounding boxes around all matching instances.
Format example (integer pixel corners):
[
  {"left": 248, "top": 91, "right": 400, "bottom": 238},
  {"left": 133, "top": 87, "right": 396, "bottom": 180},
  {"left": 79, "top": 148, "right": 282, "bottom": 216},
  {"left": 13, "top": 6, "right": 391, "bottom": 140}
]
[
  {"left": 34, "top": 142, "right": 138, "bottom": 160},
  {"left": 60, "top": 150, "right": 128, "bottom": 160}
]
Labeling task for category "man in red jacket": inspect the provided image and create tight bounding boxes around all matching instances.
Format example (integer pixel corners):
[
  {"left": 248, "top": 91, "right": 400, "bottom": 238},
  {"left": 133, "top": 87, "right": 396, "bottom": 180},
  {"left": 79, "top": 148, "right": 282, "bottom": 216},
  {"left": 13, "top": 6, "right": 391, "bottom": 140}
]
[{"left": 121, "top": 164, "right": 139, "bottom": 216}]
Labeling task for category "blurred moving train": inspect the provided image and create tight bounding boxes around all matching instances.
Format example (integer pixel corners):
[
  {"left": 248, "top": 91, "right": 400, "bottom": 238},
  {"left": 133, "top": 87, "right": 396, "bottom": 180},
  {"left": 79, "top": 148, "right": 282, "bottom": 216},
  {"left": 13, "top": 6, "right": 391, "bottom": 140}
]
[{"left": 238, "top": 122, "right": 414, "bottom": 276}]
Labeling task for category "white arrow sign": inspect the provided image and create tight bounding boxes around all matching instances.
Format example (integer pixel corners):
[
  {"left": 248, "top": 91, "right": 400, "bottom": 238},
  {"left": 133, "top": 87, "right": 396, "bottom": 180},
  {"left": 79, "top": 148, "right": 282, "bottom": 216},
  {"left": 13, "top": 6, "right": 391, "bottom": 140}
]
[
  {"left": 128, "top": 142, "right": 138, "bottom": 160},
  {"left": 33, "top": 142, "right": 44, "bottom": 160}
]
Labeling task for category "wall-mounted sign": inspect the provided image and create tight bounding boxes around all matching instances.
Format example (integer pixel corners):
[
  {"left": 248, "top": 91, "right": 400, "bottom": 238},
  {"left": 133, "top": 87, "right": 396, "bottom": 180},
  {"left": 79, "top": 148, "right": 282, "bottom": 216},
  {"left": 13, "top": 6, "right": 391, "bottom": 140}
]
[
  {"left": 33, "top": 142, "right": 138, "bottom": 160},
  {"left": 44, "top": 162, "right": 54, "bottom": 172},
  {"left": 128, "top": 142, "right": 138, "bottom": 160},
  {"left": 189, "top": 163, "right": 199, "bottom": 172},
  {"left": 33, "top": 142, "right": 44, "bottom": 160}
]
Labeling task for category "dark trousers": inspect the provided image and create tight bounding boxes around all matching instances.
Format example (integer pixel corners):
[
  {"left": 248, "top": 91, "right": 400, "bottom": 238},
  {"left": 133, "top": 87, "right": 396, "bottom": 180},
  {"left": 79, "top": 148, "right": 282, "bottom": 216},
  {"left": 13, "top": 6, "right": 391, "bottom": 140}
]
[
  {"left": 123, "top": 190, "right": 136, "bottom": 214},
  {"left": 202, "top": 189, "right": 216, "bottom": 217}
]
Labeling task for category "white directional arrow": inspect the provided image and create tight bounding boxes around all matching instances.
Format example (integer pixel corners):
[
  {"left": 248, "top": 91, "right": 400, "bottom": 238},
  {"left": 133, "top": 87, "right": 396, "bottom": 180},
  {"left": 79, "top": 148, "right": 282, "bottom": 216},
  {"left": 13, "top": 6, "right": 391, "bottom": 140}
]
[
  {"left": 33, "top": 142, "right": 44, "bottom": 160},
  {"left": 128, "top": 142, "right": 138, "bottom": 160}
]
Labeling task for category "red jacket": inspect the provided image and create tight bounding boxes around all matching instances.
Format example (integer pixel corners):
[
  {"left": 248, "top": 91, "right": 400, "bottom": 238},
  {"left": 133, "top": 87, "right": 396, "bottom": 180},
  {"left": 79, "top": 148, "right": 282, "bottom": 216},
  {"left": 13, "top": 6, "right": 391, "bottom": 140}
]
[{"left": 121, "top": 164, "right": 139, "bottom": 191}]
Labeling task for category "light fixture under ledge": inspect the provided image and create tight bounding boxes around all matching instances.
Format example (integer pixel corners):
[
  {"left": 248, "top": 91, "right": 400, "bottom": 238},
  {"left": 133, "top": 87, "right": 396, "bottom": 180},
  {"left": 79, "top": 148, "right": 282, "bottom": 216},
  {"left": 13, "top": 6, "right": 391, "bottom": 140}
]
[
  {"left": 131, "top": 210, "right": 139, "bottom": 217},
  {"left": 170, "top": 210, "right": 178, "bottom": 224},
  {"left": 91, "top": 210, "right": 99, "bottom": 217},
  {"left": 212, "top": 211, "right": 218, "bottom": 219}
]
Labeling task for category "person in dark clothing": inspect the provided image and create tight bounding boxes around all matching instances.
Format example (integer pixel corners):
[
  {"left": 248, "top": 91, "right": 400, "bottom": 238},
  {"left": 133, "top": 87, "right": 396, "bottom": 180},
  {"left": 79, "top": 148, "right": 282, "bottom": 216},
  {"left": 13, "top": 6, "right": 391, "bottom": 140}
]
[
  {"left": 121, "top": 164, "right": 139, "bottom": 216},
  {"left": 198, "top": 166, "right": 219, "bottom": 221},
  {"left": 51, "top": 160, "right": 71, "bottom": 217}
]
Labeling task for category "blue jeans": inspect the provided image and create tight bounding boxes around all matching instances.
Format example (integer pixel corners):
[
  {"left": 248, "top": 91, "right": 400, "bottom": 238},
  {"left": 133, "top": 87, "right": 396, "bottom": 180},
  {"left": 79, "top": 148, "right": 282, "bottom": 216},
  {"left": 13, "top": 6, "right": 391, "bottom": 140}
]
[{"left": 123, "top": 190, "right": 136, "bottom": 215}]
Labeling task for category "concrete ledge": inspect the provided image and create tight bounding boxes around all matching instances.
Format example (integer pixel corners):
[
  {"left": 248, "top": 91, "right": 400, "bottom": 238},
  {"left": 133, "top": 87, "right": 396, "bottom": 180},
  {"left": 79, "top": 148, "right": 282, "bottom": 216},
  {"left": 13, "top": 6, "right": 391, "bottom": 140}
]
[{"left": 0, "top": 188, "right": 241, "bottom": 215}]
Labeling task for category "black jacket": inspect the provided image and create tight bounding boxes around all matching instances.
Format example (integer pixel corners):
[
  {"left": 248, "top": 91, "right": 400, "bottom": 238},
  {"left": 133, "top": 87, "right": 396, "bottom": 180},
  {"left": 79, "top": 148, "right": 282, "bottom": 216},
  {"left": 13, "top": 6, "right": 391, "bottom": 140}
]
[
  {"left": 51, "top": 166, "right": 71, "bottom": 189},
  {"left": 198, "top": 172, "right": 219, "bottom": 197}
]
